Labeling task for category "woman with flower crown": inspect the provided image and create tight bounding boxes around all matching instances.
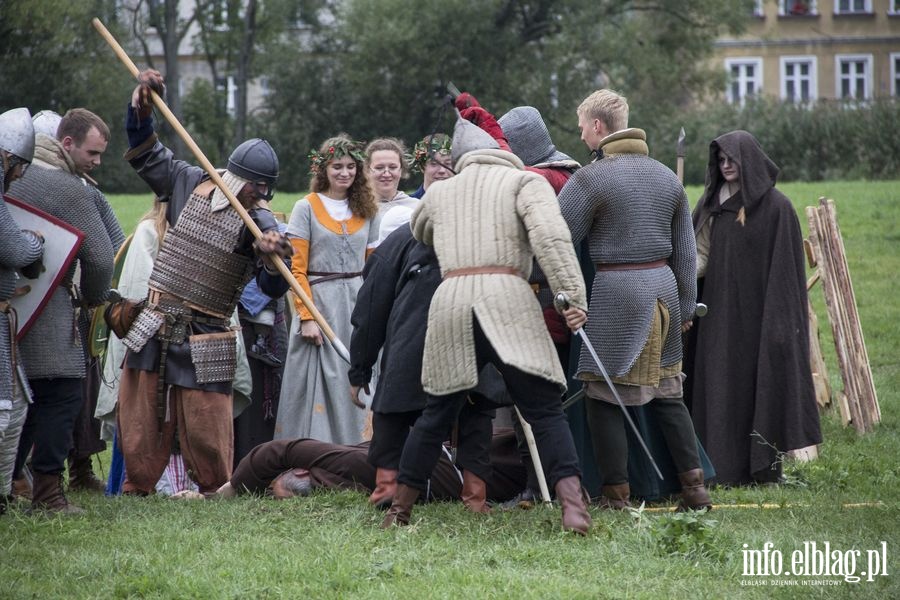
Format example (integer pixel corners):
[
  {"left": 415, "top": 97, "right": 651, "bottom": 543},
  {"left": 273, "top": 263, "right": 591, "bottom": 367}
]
[{"left": 274, "top": 134, "right": 379, "bottom": 444}]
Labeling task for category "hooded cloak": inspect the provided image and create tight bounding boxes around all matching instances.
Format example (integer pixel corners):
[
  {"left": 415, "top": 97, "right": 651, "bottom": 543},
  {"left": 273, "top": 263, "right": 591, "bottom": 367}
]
[{"left": 689, "top": 130, "right": 821, "bottom": 485}]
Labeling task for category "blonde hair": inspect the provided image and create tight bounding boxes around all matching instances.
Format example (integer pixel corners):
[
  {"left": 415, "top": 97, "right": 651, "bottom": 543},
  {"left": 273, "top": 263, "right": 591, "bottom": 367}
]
[
  {"left": 577, "top": 89, "right": 629, "bottom": 133},
  {"left": 139, "top": 197, "right": 169, "bottom": 249},
  {"left": 365, "top": 137, "right": 410, "bottom": 179}
]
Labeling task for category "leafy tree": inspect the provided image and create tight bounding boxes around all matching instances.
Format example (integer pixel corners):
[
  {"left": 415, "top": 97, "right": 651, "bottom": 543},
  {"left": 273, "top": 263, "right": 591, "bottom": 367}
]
[
  {"left": 0, "top": 0, "right": 142, "bottom": 191},
  {"left": 259, "top": 0, "right": 749, "bottom": 191}
]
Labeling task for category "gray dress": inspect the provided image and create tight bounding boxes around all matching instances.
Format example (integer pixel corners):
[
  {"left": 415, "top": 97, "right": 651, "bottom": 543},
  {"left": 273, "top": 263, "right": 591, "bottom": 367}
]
[{"left": 275, "top": 193, "right": 378, "bottom": 444}]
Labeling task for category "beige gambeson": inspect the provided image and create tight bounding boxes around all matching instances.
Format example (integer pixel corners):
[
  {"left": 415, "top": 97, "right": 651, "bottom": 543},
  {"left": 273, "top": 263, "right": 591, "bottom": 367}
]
[{"left": 411, "top": 149, "right": 587, "bottom": 396}]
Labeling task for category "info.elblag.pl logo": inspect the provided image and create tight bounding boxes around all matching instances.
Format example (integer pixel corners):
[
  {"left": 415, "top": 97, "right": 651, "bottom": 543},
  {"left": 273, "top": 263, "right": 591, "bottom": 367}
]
[{"left": 741, "top": 541, "right": 889, "bottom": 586}]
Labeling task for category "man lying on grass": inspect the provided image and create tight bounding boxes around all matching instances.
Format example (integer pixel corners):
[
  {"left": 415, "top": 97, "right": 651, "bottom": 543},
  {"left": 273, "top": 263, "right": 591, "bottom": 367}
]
[{"left": 175, "top": 429, "right": 527, "bottom": 504}]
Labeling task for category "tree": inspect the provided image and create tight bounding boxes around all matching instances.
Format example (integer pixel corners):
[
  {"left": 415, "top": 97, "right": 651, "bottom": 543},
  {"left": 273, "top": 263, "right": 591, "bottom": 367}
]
[
  {"left": 258, "top": 0, "right": 749, "bottom": 191},
  {"left": 0, "top": 0, "right": 143, "bottom": 191}
]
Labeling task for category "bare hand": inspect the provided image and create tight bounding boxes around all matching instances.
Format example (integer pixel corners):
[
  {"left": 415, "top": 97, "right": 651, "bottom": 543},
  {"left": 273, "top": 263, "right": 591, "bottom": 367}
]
[
  {"left": 350, "top": 383, "right": 370, "bottom": 409},
  {"left": 300, "top": 319, "right": 323, "bottom": 346},
  {"left": 681, "top": 320, "right": 693, "bottom": 333},
  {"left": 563, "top": 307, "right": 587, "bottom": 331}
]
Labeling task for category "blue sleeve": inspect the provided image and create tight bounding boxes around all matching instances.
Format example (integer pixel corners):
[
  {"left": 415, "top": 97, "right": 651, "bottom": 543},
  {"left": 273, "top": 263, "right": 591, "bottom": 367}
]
[{"left": 125, "top": 104, "right": 154, "bottom": 149}]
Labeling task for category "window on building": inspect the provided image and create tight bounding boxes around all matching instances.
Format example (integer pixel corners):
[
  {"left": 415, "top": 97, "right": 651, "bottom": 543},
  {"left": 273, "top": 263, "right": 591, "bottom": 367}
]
[
  {"left": 725, "top": 58, "right": 763, "bottom": 104},
  {"left": 752, "top": 0, "right": 764, "bottom": 16},
  {"left": 835, "top": 54, "right": 873, "bottom": 100},
  {"left": 779, "top": 0, "right": 818, "bottom": 15},
  {"left": 781, "top": 56, "right": 817, "bottom": 103},
  {"left": 890, "top": 0, "right": 900, "bottom": 15},
  {"left": 835, "top": 0, "right": 870, "bottom": 13},
  {"left": 891, "top": 53, "right": 900, "bottom": 97}
]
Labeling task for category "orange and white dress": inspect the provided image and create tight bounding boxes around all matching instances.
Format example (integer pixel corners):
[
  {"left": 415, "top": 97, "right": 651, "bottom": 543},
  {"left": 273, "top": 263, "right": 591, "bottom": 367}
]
[{"left": 274, "top": 192, "right": 379, "bottom": 443}]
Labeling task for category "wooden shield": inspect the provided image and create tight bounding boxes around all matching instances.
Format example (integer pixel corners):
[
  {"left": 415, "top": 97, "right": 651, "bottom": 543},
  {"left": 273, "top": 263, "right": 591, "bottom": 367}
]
[{"left": 5, "top": 195, "right": 84, "bottom": 341}]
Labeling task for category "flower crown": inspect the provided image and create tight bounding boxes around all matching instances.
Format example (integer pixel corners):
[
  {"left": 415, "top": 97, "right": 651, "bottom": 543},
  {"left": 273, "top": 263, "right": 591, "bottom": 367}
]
[
  {"left": 411, "top": 135, "right": 452, "bottom": 173},
  {"left": 308, "top": 139, "right": 366, "bottom": 175}
]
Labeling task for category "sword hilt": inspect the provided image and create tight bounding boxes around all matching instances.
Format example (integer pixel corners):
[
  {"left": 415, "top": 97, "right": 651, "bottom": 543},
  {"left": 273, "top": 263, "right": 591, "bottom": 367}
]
[{"left": 553, "top": 292, "right": 571, "bottom": 313}]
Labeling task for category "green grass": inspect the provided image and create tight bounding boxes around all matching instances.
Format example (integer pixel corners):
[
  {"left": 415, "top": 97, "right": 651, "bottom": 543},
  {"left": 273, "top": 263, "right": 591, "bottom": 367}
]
[{"left": 3, "top": 180, "right": 898, "bottom": 599}]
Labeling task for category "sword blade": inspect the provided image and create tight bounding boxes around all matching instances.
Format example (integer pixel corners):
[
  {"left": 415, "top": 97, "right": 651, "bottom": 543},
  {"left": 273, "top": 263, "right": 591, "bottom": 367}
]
[{"left": 575, "top": 328, "right": 664, "bottom": 480}]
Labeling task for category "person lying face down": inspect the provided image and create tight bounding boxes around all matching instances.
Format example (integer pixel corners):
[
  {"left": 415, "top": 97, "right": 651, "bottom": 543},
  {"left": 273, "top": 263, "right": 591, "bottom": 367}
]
[{"left": 207, "top": 429, "right": 526, "bottom": 503}]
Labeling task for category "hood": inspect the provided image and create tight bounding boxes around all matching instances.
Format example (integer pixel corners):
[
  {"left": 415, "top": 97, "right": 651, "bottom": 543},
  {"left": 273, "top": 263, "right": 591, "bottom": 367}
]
[
  {"left": 451, "top": 115, "right": 499, "bottom": 167},
  {"left": 699, "top": 130, "right": 779, "bottom": 215},
  {"left": 499, "top": 106, "right": 573, "bottom": 166}
]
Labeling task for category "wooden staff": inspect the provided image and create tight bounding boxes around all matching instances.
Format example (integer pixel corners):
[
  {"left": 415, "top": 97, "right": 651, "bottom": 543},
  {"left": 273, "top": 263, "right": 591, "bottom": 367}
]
[{"left": 92, "top": 18, "right": 350, "bottom": 364}]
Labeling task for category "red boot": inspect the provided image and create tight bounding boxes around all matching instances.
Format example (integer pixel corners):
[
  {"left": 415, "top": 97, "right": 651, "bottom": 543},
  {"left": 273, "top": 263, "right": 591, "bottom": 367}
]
[
  {"left": 461, "top": 470, "right": 491, "bottom": 514},
  {"left": 555, "top": 476, "right": 591, "bottom": 535},
  {"left": 368, "top": 468, "right": 398, "bottom": 509}
]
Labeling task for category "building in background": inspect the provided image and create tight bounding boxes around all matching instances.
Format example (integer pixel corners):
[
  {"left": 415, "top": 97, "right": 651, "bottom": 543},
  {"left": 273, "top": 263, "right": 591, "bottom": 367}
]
[{"left": 715, "top": 0, "right": 900, "bottom": 104}]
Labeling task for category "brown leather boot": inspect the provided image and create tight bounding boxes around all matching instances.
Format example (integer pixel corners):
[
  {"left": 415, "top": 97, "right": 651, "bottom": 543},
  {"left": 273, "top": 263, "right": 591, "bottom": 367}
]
[
  {"left": 597, "top": 482, "right": 631, "bottom": 510},
  {"left": 68, "top": 456, "right": 106, "bottom": 493},
  {"left": 368, "top": 468, "right": 398, "bottom": 508},
  {"left": 677, "top": 468, "right": 712, "bottom": 511},
  {"left": 11, "top": 474, "right": 32, "bottom": 502},
  {"left": 461, "top": 470, "right": 491, "bottom": 514},
  {"left": 554, "top": 476, "right": 591, "bottom": 535},
  {"left": 381, "top": 483, "right": 420, "bottom": 528},
  {"left": 31, "top": 472, "right": 84, "bottom": 515}
]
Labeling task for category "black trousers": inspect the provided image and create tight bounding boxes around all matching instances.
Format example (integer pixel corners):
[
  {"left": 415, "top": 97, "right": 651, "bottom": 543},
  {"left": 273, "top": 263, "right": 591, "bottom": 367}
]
[
  {"left": 15, "top": 378, "right": 83, "bottom": 475},
  {"left": 586, "top": 396, "right": 700, "bottom": 485},
  {"left": 370, "top": 397, "right": 495, "bottom": 483},
  {"left": 398, "top": 321, "right": 581, "bottom": 492}
]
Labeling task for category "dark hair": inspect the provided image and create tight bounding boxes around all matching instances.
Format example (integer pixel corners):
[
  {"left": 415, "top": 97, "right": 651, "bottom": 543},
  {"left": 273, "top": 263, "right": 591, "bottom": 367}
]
[
  {"left": 310, "top": 134, "right": 377, "bottom": 220},
  {"left": 57, "top": 108, "right": 110, "bottom": 144}
]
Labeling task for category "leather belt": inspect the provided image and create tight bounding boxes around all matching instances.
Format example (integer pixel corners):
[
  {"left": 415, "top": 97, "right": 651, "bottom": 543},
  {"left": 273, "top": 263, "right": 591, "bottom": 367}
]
[
  {"left": 443, "top": 266, "right": 526, "bottom": 280},
  {"left": 308, "top": 271, "right": 362, "bottom": 285},
  {"left": 595, "top": 259, "right": 667, "bottom": 272}
]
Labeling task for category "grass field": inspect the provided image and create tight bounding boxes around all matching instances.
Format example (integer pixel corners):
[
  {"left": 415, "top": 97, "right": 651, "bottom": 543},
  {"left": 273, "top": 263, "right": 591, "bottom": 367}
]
[{"left": 2, "top": 180, "right": 897, "bottom": 599}]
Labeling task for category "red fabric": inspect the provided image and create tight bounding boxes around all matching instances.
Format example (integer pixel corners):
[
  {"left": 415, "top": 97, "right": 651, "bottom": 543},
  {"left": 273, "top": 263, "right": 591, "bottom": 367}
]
[
  {"left": 543, "top": 306, "right": 570, "bottom": 344},
  {"left": 459, "top": 106, "right": 511, "bottom": 152},
  {"left": 525, "top": 166, "right": 572, "bottom": 194},
  {"left": 454, "top": 92, "right": 481, "bottom": 110}
]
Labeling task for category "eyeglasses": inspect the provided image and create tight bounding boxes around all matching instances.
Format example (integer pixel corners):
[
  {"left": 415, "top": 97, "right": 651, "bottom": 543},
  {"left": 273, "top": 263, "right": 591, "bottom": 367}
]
[{"left": 370, "top": 165, "right": 401, "bottom": 174}]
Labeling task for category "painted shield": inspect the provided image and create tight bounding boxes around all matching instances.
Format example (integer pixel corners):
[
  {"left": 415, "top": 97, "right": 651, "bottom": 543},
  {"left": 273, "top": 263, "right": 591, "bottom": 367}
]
[{"left": 5, "top": 195, "right": 83, "bottom": 341}]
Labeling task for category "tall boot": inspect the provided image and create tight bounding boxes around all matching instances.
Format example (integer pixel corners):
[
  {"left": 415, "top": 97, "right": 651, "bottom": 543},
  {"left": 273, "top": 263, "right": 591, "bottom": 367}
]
[
  {"left": 597, "top": 482, "right": 631, "bottom": 510},
  {"left": 381, "top": 483, "right": 420, "bottom": 528},
  {"left": 68, "top": 455, "right": 106, "bottom": 493},
  {"left": 677, "top": 469, "right": 712, "bottom": 512},
  {"left": 461, "top": 470, "right": 491, "bottom": 514},
  {"left": 31, "top": 472, "right": 84, "bottom": 515},
  {"left": 368, "top": 468, "right": 398, "bottom": 509},
  {"left": 554, "top": 476, "right": 591, "bottom": 535}
]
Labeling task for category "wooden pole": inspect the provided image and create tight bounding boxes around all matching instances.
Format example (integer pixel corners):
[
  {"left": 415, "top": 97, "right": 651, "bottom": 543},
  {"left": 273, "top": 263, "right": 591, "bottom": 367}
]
[
  {"left": 92, "top": 18, "right": 350, "bottom": 364},
  {"left": 805, "top": 199, "right": 879, "bottom": 433}
]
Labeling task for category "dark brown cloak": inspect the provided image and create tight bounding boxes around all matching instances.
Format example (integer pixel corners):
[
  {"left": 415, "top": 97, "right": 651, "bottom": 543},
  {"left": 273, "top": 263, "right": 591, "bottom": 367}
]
[{"left": 688, "top": 130, "right": 822, "bottom": 485}]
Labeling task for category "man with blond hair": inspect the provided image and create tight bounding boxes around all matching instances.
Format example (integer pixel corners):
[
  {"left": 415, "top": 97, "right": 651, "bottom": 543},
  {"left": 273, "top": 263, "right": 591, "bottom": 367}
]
[{"left": 558, "top": 89, "right": 711, "bottom": 512}]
